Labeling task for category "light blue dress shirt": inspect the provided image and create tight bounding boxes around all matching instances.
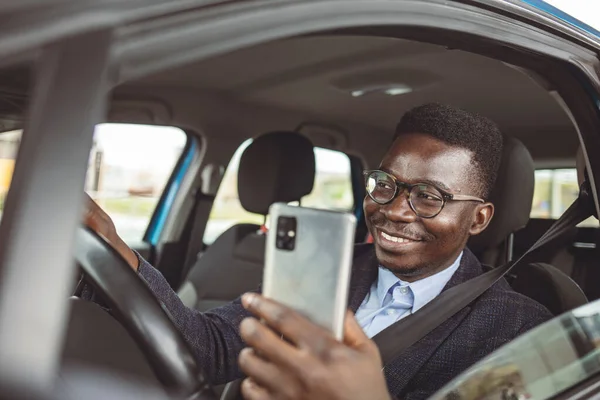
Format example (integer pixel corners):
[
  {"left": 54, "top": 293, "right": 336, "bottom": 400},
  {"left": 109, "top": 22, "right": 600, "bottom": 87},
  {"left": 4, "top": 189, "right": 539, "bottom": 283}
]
[{"left": 355, "top": 252, "right": 463, "bottom": 338}]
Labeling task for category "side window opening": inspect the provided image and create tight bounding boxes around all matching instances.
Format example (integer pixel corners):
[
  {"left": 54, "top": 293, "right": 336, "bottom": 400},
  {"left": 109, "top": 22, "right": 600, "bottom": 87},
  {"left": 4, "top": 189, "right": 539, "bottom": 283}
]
[
  {"left": 203, "top": 139, "right": 355, "bottom": 245},
  {"left": 0, "top": 130, "right": 20, "bottom": 217},
  {"left": 0, "top": 123, "right": 188, "bottom": 244},
  {"left": 531, "top": 169, "right": 597, "bottom": 227}
]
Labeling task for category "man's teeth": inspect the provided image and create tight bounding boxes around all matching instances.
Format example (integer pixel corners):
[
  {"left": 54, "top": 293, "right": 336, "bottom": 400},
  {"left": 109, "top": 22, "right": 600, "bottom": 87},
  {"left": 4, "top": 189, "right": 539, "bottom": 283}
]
[{"left": 381, "top": 231, "right": 413, "bottom": 243}]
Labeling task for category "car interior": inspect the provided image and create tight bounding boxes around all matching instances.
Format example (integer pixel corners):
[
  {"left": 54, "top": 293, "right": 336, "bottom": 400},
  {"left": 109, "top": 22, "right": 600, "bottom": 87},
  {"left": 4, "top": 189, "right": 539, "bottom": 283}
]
[
  {"left": 0, "top": 28, "right": 598, "bottom": 398},
  {"left": 124, "top": 35, "right": 592, "bottom": 303},
  {"left": 177, "top": 130, "right": 317, "bottom": 312}
]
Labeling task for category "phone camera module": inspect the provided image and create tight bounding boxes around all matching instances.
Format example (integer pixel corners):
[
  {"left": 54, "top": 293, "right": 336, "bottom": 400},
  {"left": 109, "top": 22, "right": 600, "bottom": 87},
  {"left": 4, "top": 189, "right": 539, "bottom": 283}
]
[{"left": 275, "top": 216, "right": 297, "bottom": 251}]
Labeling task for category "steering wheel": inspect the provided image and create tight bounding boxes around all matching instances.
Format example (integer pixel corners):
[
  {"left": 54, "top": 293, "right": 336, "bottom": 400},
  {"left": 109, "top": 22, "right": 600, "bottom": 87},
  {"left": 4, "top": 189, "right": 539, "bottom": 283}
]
[{"left": 73, "top": 225, "right": 216, "bottom": 399}]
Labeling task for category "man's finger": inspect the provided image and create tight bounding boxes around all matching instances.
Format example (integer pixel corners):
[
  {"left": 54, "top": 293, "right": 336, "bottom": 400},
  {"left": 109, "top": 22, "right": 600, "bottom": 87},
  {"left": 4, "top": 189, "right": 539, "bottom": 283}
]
[
  {"left": 342, "top": 311, "right": 382, "bottom": 364},
  {"left": 240, "top": 378, "right": 272, "bottom": 400},
  {"left": 82, "top": 195, "right": 115, "bottom": 239},
  {"left": 81, "top": 194, "right": 139, "bottom": 271},
  {"left": 83, "top": 194, "right": 111, "bottom": 221},
  {"left": 342, "top": 311, "right": 369, "bottom": 348},
  {"left": 239, "top": 317, "right": 301, "bottom": 371},
  {"left": 238, "top": 347, "right": 295, "bottom": 394},
  {"left": 83, "top": 192, "right": 94, "bottom": 205},
  {"left": 242, "top": 293, "right": 334, "bottom": 350}
]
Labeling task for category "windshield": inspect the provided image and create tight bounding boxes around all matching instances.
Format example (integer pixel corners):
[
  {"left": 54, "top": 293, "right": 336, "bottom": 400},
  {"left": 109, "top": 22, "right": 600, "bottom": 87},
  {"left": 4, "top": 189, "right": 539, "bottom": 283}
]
[{"left": 431, "top": 300, "right": 600, "bottom": 400}]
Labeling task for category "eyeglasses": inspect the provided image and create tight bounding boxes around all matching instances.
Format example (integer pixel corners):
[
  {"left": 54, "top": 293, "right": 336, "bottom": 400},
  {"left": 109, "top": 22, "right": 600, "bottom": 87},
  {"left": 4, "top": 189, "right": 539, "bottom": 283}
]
[{"left": 363, "top": 170, "right": 485, "bottom": 218}]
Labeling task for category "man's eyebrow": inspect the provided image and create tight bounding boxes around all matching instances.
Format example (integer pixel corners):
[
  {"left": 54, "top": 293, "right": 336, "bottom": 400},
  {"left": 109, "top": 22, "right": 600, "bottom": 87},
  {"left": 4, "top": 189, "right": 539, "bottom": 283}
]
[
  {"left": 379, "top": 167, "right": 452, "bottom": 192},
  {"left": 420, "top": 179, "right": 452, "bottom": 192}
]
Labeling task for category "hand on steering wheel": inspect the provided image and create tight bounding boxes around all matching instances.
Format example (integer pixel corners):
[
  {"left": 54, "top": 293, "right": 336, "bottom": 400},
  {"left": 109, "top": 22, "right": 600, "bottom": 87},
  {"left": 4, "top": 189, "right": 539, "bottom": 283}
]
[
  {"left": 82, "top": 193, "right": 139, "bottom": 271},
  {"left": 76, "top": 195, "right": 216, "bottom": 399}
]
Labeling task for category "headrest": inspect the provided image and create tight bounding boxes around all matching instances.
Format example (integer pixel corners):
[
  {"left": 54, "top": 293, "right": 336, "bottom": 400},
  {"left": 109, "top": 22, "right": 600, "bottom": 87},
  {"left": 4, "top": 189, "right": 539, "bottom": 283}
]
[
  {"left": 238, "top": 131, "right": 315, "bottom": 215},
  {"left": 469, "top": 136, "right": 534, "bottom": 252}
]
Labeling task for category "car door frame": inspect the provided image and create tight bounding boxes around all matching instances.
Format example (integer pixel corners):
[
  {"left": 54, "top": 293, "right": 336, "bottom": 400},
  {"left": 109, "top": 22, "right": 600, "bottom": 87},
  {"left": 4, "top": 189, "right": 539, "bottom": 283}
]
[{"left": 0, "top": 0, "right": 600, "bottom": 393}]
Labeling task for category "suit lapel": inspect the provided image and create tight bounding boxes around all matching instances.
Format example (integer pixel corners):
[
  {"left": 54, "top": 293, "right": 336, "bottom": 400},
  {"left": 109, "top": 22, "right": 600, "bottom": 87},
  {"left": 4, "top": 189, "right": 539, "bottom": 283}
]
[
  {"left": 385, "top": 306, "right": 472, "bottom": 394},
  {"left": 442, "top": 248, "right": 484, "bottom": 292},
  {"left": 347, "top": 244, "right": 379, "bottom": 312},
  {"left": 380, "top": 249, "right": 484, "bottom": 394}
]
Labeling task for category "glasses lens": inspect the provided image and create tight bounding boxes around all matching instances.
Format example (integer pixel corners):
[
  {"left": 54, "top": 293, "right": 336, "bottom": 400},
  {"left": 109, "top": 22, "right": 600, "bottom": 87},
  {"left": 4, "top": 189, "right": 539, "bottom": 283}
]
[
  {"left": 366, "top": 171, "right": 396, "bottom": 204},
  {"left": 410, "top": 184, "right": 444, "bottom": 217}
]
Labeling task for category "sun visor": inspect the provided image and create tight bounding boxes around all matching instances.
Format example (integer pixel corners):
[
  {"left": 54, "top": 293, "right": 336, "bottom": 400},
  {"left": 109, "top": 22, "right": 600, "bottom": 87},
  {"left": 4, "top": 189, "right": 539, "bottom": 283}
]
[
  {"left": 294, "top": 121, "right": 348, "bottom": 151},
  {"left": 107, "top": 99, "right": 173, "bottom": 125}
]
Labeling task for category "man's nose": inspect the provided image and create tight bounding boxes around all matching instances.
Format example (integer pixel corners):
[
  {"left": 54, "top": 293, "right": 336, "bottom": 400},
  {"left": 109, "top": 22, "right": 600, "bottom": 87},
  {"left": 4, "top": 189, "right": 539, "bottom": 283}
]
[{"left": 382, "top": 190, "right": 418, "bottom": 223}]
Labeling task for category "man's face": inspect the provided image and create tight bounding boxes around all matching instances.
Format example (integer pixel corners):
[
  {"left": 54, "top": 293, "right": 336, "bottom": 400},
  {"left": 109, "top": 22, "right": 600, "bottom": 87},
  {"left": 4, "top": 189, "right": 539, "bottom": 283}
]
[{"left": 364, "top": 133, "right": 492, "bottom": 280}]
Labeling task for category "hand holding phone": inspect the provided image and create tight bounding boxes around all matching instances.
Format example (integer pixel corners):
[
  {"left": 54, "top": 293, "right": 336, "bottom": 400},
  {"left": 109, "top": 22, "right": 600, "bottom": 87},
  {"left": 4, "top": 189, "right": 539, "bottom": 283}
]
[{"left": 262, "top": 203, "right": 356, "bottom": 340}]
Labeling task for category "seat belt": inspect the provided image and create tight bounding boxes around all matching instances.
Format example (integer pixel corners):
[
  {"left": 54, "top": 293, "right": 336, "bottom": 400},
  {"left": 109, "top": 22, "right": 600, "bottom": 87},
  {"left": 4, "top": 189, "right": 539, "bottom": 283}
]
[
  {"left": 182, "top": 192, "right": 214, "bottom": 272},
  {"left": 373, "top": 187, "right": 594, "bottom": 367}
]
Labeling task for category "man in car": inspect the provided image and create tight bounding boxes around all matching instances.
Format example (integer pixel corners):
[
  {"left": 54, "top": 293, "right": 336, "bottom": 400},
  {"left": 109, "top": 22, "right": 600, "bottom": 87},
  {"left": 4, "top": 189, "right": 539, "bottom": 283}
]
[{"left": 84, "top": 103, "right": 552, "bottom": 399}]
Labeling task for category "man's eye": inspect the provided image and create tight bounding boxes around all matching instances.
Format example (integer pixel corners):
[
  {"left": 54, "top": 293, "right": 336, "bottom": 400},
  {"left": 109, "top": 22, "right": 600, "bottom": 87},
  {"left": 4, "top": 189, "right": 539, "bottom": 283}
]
[
  {"left": 417, "top": 192, "right": 442, "bottom": 202},
  {"left": 376, "top": 181, "right": 393, "bottom": 190}
]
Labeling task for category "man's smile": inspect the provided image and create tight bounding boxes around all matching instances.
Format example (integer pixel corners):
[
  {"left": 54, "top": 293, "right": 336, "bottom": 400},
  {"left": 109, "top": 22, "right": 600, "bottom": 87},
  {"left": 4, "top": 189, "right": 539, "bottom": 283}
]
[{"left": 376, "top": 228, "right": 424, "bottom": 252}]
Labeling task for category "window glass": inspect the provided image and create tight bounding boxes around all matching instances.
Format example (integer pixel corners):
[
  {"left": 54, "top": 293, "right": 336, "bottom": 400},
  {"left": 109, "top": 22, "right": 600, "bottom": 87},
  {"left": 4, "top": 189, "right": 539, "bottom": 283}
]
[
  {"left": 0, "top": 124, "right": 188, "bottom": 243},
  {"left": 203, "top": 139, "right": 354, "bottom": 245},
  {"left": 0, "top": 130, "right": 20, "bottom": 217},
  {"left": 431, "top": 300, "right": 600, "bottom": 400},
  {"left": 532, "top": 169, "right": 597, "bottom": 227}
]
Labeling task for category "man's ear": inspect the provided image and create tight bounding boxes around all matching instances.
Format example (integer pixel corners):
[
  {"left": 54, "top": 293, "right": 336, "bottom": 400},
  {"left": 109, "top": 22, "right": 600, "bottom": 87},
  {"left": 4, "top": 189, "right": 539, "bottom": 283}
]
[{"left": 469, "top": 202, "right": 494, "bottom": 236}]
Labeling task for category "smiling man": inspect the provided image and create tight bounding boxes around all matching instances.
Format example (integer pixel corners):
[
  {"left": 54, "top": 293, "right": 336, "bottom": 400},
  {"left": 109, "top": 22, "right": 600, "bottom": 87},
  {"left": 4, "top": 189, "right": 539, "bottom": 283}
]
[
  {"left": 355, "top": 104, "right": 506, "bottom": 338},
  {"left": 84, "top": 103, "right": 552, "bottom": 400}
]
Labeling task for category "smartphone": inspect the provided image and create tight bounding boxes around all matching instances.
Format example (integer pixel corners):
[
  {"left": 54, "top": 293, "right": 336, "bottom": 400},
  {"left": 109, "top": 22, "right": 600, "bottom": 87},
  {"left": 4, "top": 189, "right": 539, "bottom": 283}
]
[{"left": 263, "top": 203, "right": 356, "bottom": 340}]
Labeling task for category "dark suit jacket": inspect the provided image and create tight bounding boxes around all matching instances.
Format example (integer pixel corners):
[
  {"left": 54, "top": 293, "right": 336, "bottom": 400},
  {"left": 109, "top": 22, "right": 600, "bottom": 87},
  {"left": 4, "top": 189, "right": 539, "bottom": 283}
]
[
  {"left": 347, "top": 245, "right": 552, "bottom": 399},
  {"left": 129, "top": 244, "right": 552, "bottom": 400}
]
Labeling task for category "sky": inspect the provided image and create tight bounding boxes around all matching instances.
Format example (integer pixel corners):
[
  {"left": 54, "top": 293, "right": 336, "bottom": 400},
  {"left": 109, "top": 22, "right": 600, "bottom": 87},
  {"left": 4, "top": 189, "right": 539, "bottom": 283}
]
[
  {"left": 94, "top": 123, "right": 187, "bottom": 170},
  {"left": 543, "top": 0, "right": 600, "bottom": 30}
]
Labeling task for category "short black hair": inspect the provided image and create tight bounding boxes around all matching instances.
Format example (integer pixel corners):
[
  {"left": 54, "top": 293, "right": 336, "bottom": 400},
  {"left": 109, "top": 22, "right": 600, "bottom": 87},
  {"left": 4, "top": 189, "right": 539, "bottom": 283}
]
[{"left": 394, "top": 103, "right": 503, "bottom": 199}]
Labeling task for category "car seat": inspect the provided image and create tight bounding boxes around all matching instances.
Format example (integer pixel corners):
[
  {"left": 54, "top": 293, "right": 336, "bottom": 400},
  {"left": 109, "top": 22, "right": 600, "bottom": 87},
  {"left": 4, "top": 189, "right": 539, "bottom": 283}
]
[
  {"left": 468, "top": 136, "right": 535, "bottom": 266},
  {"left": 178, "top": 131, "right": 315, "bottom": 311},
  {"left": 468, "top": 136, "right": 587, "bottom": 315}
]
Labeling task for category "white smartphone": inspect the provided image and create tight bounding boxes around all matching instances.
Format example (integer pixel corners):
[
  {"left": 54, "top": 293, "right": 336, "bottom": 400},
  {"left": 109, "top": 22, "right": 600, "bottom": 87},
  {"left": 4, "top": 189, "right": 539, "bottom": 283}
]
[{"left": 262, "top": 203, "right": 356, "bottom": 340}]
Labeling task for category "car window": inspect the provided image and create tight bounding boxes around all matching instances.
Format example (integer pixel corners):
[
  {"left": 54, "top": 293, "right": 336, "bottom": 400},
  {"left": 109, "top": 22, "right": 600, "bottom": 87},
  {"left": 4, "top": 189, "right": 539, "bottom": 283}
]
[
  {"left": 0, "top": 123, "right": 188, "bottom": 243},
  {"left": 532, "top": 169, "right": 597, "bottom": 227},
  {"left": 431, "top": 300, "right": 600, "bottom": 400},
  {"left": 203, "top": 139, "right": 355, "bottom": 245},
  {"left": 0, "top": 130, "right": 19, "bottom": 214}
]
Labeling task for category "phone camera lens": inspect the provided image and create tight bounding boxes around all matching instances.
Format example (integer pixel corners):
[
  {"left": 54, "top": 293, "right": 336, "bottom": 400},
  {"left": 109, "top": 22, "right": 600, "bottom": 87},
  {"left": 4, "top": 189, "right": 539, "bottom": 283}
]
[{"left": 275, "top": 216, "right": 297, "bottom": 251}]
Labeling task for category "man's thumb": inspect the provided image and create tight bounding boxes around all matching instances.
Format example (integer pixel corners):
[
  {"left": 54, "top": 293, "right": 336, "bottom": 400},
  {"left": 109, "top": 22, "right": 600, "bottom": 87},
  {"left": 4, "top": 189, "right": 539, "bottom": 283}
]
[{"left": 343, "top": 310, "right": 369, "bottom": 348}]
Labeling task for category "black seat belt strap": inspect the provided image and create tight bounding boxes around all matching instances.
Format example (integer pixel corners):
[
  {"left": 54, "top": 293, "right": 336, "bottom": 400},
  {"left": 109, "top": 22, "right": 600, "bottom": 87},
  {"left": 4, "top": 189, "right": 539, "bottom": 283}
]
[
  {"left": 373, "top": 194, "right": 592, "bottom": 367},
  {"left": 182, "top": 191, "right": 213, "bottom": 270}
]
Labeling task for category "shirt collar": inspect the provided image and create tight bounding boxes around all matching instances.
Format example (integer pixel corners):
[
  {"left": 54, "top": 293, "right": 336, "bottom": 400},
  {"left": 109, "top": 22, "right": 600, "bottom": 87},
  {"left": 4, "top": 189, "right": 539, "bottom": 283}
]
[
  {"left": 375, "top": 251, "right": 463, "bottom": 312},
  {"left": 375, "top": 267, "right": 404, "bottom": 305}
]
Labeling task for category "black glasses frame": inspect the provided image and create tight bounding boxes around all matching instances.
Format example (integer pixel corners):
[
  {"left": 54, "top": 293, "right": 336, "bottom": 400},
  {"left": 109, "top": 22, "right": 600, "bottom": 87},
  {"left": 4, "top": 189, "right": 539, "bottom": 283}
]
[{"left": 363, "top": 170, "right": 485, "bottom": 218}]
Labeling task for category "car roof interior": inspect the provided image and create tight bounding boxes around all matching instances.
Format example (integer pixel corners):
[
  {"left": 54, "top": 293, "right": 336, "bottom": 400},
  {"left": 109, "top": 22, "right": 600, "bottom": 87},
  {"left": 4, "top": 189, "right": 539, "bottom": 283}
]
[
  {"left": 112, "top": 34, "right": 578, "bottom": 169},
  {"left": 0, "top": 34, "right": 579, "bottom": 169}
]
